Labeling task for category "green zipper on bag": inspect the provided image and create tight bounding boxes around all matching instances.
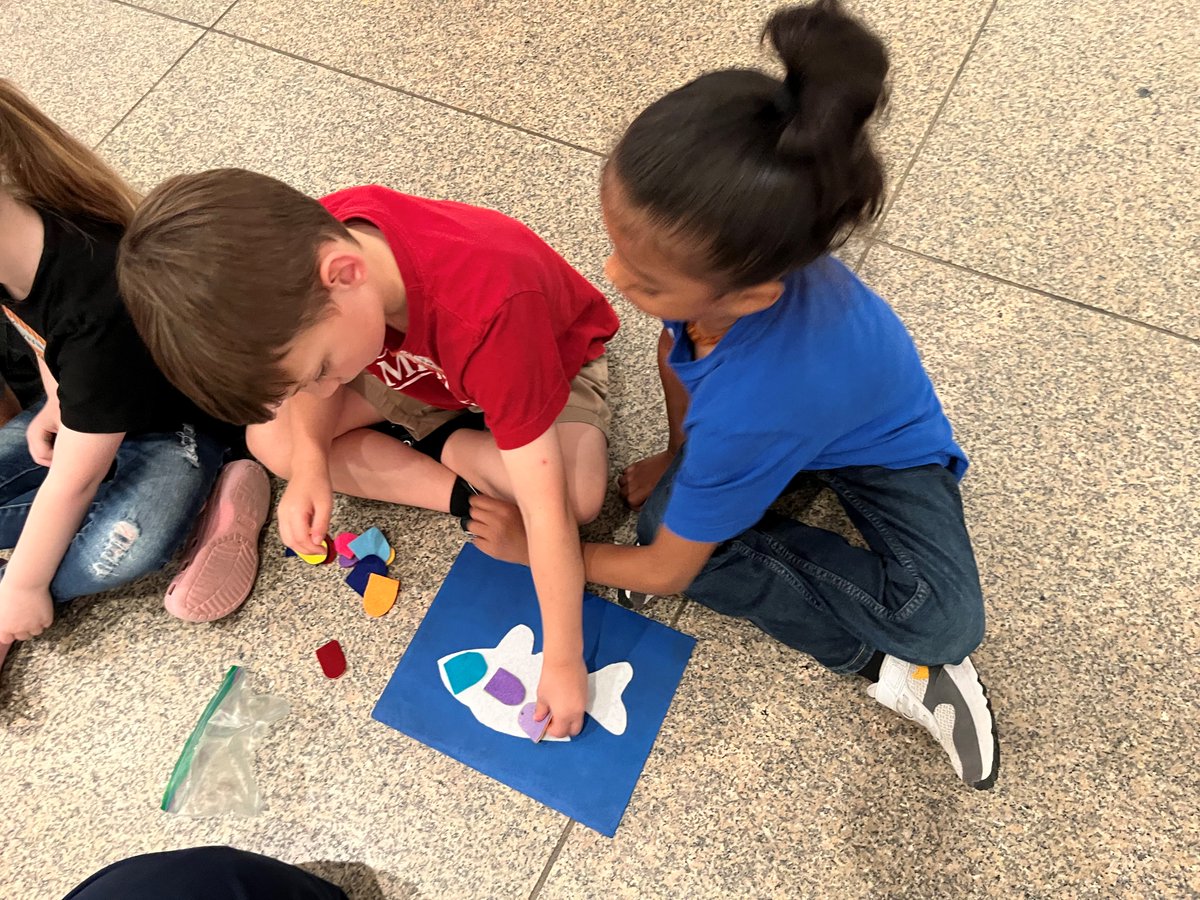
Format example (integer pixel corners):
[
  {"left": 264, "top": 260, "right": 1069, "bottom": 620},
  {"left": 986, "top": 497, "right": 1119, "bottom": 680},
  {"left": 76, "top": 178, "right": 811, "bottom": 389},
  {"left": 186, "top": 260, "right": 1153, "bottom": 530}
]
[{"left": 160, "top": 665, "right": 242, "bottom": 812}]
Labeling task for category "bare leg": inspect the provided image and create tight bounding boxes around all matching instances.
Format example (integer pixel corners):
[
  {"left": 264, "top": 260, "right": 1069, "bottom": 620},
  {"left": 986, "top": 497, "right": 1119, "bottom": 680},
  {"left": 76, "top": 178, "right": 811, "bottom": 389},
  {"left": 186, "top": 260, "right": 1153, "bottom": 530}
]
[
  {"left": 441, "top": 421, "right": 608, "bottom": 523},
  {"left": 249, "top": 386, "right": 457, "bottom": 513}
]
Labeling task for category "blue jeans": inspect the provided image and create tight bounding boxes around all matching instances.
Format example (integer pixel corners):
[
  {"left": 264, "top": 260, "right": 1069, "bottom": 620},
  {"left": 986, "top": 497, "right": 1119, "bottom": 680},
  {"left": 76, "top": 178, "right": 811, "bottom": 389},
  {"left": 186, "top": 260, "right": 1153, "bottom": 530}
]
[
  {"left": 0, "top": 403, "right": 226, "bottom": 602},
  {"left": 640, "top": 453, "right": 985, "bottom": 673}
]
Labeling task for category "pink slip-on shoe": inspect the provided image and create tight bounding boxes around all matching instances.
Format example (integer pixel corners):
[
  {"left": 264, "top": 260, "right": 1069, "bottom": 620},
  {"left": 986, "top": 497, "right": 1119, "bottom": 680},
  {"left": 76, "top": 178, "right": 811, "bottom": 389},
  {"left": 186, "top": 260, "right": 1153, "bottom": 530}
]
[{"left": 164, "top": 460, "right": 271, "bottom": 623}]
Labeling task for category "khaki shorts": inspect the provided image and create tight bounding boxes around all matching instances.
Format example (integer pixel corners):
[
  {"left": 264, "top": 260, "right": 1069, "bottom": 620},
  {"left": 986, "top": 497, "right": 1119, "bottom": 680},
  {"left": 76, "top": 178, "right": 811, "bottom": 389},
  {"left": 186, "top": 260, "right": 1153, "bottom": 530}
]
[{"left": 349, "top": 354, "right": 611, "bottom": 443}]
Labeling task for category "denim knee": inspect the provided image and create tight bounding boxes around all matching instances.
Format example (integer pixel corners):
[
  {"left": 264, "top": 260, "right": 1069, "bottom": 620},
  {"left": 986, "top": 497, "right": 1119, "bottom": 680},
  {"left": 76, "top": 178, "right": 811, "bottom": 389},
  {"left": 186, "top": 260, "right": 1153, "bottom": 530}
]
[
  {"left": 918, "top": 578, "right": 986, "bottom": 665},
  {"left": 51, "top": 514, "right": 183, "bottom": 601}
]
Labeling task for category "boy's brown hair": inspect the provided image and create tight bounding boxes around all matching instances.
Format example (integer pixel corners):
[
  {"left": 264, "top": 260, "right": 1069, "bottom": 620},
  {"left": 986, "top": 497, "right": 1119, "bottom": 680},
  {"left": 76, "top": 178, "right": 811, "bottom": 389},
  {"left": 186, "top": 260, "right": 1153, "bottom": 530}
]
[{"left": 118, "top": 168, "right": 353, "bottom": 424}]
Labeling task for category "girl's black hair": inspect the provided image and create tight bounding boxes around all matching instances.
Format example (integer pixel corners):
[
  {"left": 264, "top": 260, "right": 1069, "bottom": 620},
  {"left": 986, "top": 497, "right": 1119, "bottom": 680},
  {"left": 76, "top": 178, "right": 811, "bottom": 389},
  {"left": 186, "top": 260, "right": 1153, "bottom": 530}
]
[{"left": 609, "top": 0, "right": 889, "bottom": 289}]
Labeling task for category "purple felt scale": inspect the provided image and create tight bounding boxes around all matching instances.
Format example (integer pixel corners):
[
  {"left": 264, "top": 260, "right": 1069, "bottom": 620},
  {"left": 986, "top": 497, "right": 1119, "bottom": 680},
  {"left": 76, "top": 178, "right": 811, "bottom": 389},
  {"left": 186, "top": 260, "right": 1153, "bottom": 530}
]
[
  {"left": 483, "top": 668, "right": 525, "bottom": 706},
  {"left": 346, "top": 555, "right": 388, "bottom": 596},
  {"left": 518, "top": 702, "right": 550, "bottom": 743}
]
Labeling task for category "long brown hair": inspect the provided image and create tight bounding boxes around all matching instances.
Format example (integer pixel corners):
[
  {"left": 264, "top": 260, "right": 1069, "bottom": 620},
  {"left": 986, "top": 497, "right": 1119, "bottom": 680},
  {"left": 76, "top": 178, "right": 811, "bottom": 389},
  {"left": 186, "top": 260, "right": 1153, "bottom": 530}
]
[{"left": 0, "top": 79, "right": 139, "bottom": 227}]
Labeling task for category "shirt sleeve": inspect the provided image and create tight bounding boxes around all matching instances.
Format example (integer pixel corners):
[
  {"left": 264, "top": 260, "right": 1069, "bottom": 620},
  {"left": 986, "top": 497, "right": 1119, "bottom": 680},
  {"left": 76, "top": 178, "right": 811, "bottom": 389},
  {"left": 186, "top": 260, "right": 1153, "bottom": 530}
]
[
  {"left": 458, "top": 291, "right": 571, "bottom": 450},
  {"left": 49, "top": 316, "right": 160, "bottom": 435}
]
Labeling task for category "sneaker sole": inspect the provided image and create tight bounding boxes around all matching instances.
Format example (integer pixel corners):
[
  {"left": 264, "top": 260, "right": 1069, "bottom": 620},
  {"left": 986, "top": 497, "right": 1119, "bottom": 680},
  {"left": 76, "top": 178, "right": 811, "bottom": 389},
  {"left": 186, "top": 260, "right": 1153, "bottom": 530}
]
[
  {"left": 937, "top": 658, "right": 1000, "bottom": 790},
  {"left": 164, "top": 461, "right": 270, "bottom": 623}
]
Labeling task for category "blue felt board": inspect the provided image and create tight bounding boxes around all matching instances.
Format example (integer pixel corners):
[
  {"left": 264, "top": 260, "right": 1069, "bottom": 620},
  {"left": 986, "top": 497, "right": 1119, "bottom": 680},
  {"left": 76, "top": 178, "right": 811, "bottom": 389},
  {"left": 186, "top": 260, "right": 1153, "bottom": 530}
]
[{"left": 372, "top": 544, "right": 696, "bottom": 837}]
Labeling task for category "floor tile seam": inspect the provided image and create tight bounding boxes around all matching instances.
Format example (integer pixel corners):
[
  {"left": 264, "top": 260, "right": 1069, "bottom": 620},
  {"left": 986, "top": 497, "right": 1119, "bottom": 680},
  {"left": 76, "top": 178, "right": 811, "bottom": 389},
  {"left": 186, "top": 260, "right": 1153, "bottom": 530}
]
[
  {"left": 210, "top": 28, "right": 608, "bottom": 158},
  {"left": 94, "top": 31, "right": 211, "bottom": 152},
  {"left": 98, "top": 0, "right": 610, "bottom": 158},
  {"left": 94, "top": 0, "right": 239, "bottom": 151},
  {"left": 211, "top": 0, "right": 243, "bottom": 30},
  {"left": 528, "top": 820, "right": 575, "bottom": 900},
  {"left": 874, "top": 239, "right": 1200, "bottom": 346},
  {"left": 106, "top": 0, "right": 204, "bottom": 27},
  {"left": 858, "top": 0, "right": 1001, "bottom": 265}
]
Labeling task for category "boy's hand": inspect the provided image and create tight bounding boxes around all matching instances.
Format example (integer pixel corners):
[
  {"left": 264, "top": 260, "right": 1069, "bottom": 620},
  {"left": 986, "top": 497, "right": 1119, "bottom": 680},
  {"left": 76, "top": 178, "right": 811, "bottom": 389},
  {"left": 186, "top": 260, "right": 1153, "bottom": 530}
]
[
  {"left": 0, "top": 581, "right": 54, "bottom": 643},
  {"left": 26, "top": 403, "right": 61, "bottom": 467},
  {"left": 618, "top": 449, "right": 676, "bottom": 511},
  {"left": 467, "top": 495, "right": 531, "bottom": 566},
  {"left": 536, "top": 655, "right": 588, "bottom": 739},
  {"left": 277, "top": 469, "right": 333, "bottom": 555}
]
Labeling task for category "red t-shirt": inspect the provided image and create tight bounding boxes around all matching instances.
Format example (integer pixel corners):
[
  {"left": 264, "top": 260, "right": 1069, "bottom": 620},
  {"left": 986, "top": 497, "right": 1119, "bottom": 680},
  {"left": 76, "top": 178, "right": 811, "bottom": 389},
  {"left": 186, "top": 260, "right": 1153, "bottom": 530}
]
[{"left": 320, "top": 186, "right": 619, "bottom": 450}]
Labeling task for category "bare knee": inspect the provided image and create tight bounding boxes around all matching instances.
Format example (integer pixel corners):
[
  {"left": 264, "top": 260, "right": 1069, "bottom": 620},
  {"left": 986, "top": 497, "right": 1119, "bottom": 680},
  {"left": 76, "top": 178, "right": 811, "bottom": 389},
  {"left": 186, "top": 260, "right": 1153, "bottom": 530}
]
[
  {"left": 246, "top": 422, "right": 292, "bottom": 477},
  {"left": 570, "top": 481, "right": 605, "bottom": 525}
]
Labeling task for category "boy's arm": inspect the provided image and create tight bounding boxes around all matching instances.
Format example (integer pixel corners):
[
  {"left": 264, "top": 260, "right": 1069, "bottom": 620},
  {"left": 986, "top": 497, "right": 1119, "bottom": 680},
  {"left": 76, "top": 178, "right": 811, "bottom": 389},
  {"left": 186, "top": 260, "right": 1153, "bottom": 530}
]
[
  {"left": 277, "top": 391, "right": 341, "bottom": 553},
  {"left": 498, "top": 427, "right": 587, "bottom": 739}
]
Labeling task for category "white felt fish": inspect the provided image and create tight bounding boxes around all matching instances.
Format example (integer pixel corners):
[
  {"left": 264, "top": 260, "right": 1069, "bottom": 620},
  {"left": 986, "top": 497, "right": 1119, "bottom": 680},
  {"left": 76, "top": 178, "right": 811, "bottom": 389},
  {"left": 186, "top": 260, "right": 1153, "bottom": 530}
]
[{"left": 438, "top": 625, "right": 633, "bottom": 742}]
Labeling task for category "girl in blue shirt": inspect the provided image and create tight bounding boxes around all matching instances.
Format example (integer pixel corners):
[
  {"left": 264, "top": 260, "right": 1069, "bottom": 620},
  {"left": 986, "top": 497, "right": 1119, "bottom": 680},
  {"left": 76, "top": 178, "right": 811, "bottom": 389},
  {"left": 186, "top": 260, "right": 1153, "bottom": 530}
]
[{"left": 470, "top": 0, "right": 998, "bottom": 789}]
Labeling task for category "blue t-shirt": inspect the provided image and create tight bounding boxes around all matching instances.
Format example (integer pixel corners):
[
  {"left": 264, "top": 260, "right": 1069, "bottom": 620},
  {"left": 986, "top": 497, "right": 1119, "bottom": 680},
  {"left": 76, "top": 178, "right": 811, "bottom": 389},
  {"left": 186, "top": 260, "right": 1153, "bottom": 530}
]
[{"left": 663, "top": 256, "right": 966, "bottom": 544}]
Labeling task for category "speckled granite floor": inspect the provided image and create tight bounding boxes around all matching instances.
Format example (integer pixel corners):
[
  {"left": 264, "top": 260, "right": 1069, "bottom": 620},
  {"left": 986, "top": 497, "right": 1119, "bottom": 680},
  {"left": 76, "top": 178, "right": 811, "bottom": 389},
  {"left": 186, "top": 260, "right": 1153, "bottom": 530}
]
[{"left": 2, "top": 1, "right": 1198, "bottom": 898}]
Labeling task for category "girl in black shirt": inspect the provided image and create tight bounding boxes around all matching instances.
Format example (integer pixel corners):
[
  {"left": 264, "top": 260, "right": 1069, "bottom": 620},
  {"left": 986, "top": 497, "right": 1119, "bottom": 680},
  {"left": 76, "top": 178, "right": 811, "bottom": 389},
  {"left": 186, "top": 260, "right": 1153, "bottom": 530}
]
[{"left": 0, "top": 81, "right": 270, "bottom": 672}]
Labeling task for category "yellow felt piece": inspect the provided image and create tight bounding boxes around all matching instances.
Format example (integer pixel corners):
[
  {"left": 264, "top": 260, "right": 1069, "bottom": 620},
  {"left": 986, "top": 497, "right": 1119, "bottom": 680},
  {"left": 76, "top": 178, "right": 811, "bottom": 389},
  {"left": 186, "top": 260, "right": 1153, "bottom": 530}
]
[
  {"left": 363, "top": 572, "right": 400, "bottom": 617},
  {"left": 297, "top": 540, "right": 330, "bottom": 565},
  {"left": 386, "top": 547, "right": 396, "bottom": 566}
]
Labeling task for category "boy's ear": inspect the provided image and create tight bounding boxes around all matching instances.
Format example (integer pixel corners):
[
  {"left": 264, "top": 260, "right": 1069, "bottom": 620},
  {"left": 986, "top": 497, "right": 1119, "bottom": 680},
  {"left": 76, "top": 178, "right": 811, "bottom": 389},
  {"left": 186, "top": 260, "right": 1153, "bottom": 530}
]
[
  {"left": 727, "top": 280, "right": 785, "bottom": 316},
  {"left": 318, "top": 241, "right": 368, "bottom": 292}
]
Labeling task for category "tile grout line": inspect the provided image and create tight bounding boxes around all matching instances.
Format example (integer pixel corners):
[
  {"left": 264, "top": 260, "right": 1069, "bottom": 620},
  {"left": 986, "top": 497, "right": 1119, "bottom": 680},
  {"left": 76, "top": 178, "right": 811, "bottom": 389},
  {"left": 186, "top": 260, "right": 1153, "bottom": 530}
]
[
  {"left": 93, "top": 0, "right": 242, "bottom": 152},
  {"left": 210, "top": 29, "right": 608, "bottom": 158},
  {"left": 107, "top": 0, "right": 199, "bottom": 27},
  {"left": 855, "top": 0, "right": 1000, "bottom": 271},
  {"left": 668, "top": 597, "right": 688, "bottom": 629},
  {"left": 875, "top": 240, "right": 1200, "bottom": 346},
  {"left": 101, "top": 0, "right": 608, "bottom": 159},
  {"left": 211, "top": 0, "right": 245, "bottom": 31},
  {"left": 528, "top": 820, "right": 575, "bottom": 900}
]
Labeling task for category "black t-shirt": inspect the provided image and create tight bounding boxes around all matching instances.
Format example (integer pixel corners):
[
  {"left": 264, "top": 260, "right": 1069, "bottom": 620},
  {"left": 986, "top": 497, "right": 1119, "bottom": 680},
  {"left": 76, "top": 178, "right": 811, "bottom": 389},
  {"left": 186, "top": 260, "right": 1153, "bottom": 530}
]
[{"left": 0, "top": 208, "right": 230, "bottom": 438}]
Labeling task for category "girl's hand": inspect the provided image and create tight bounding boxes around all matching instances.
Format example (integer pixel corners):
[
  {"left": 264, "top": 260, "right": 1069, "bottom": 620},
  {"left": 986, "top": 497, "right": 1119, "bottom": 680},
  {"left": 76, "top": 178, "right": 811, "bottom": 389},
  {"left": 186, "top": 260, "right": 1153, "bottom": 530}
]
[
  {"left": 26, "top": 402, "right": 61, "bottom": 467},
  {"left": 466, "top": 495, "right": 530, "bottom": 566},
  {"left": 536, "top": 655, "right": 588, "bottom": 739},
  {"left": 618, "top": 449, "right": 676, "bottom": 510},
  {"left": 277, "top": 467, "right": 333, "bottom": 555},
  {"left": 0, "top": 581, "right": 54, "bottom": 643}
]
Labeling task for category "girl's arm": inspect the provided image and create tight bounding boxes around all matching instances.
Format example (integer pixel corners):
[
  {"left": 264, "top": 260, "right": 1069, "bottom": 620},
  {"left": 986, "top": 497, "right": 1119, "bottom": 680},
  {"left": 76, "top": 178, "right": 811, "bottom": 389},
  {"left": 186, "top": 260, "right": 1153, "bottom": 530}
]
[
  {"left": 0, "top": 362, "right": 122, "bottom": 640},
  {"left": 619, "top": 327, "right": 690, "bottom": 508},
  {"left": 469, "top": 495, "right": 718, "bottom": 597},
  {"left": 658, "top": 327, "right": 690, "bottom": 455},
  {"left": 581, "top": 527, "right": 716, "bottom": 596}
]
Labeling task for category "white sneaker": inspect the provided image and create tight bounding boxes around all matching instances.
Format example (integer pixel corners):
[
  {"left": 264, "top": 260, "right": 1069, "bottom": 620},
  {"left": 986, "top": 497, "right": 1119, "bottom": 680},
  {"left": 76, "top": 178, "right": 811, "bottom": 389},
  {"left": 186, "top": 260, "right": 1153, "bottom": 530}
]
[{"left": 867, "top": 654, "right": 999, "bottom": 790}]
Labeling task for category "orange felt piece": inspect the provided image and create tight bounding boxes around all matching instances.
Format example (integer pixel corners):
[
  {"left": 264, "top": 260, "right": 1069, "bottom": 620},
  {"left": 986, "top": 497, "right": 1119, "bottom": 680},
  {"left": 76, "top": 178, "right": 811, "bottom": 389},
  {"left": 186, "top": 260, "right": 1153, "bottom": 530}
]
[{"left": 363, "top": 573, "right": 400, "bottom": 617}]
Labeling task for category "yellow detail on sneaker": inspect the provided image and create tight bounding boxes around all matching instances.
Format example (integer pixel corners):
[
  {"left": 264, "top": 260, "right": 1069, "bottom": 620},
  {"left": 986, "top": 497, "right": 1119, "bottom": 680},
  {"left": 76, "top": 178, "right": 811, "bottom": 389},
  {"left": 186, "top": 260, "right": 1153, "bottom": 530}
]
[{"left": 912, "top": 665, "right": 929, "bottom": 681}]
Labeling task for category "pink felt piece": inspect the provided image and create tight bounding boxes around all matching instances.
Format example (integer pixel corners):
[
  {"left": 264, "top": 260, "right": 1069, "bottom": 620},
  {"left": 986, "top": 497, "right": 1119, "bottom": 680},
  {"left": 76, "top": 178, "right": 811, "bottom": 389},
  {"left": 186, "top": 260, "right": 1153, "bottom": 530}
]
[
  {"left": 316, "top": 640, "right": 347, "bottom": 679},
  {"left": 518, "top": 702, "right": 550, "bottom": 743},
  {"left": 483, "top": 668, "right": 525, "bottom": 706},
  {"left": 333, "top": 532, "right": 358, "bottom": 562}
]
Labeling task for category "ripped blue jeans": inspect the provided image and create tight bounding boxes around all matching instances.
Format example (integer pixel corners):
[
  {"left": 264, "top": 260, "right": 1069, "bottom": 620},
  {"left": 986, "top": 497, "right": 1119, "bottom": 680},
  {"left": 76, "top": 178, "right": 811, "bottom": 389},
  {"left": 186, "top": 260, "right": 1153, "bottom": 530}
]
[{"left": 0, "top": 403, "right": 226, "bottom": 602}]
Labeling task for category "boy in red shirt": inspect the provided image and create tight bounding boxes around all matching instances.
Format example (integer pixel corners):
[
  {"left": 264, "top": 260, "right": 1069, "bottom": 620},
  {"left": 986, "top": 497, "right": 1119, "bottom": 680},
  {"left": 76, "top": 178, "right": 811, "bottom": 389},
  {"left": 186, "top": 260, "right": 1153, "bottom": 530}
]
[{"left": 118, "top": 171, "right": 619, "bottom": 738}]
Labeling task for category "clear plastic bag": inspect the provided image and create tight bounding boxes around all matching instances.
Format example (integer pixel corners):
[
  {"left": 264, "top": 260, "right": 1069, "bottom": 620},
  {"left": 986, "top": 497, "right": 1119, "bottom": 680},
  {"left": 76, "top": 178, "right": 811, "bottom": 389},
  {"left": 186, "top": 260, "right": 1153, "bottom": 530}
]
[{"left": 161, "top": 666, "right": 289, "bottom": 816}]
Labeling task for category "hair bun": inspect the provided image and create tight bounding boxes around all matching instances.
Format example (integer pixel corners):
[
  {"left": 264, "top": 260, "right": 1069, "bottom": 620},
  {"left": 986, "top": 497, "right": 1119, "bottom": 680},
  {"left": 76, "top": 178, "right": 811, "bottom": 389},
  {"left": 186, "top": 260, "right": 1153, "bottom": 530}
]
[{"left": 763, "top": 1, "right": 889, "bottom": 162}]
